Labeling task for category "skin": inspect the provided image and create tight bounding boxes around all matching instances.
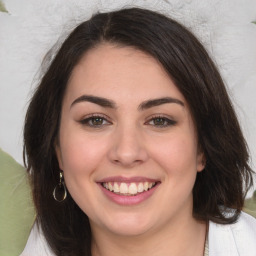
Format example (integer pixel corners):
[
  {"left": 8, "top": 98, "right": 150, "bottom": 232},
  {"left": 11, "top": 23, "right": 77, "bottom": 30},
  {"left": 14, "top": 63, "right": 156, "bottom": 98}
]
[{"left": 56, "top": 43, "right": 206, "bottom": 256}]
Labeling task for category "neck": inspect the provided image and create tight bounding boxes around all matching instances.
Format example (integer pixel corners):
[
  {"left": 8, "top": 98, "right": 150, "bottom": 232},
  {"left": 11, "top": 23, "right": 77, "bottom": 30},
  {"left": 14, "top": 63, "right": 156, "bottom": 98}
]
[{"left": 91, "top": 214, "right": 207, "bottom": 256}]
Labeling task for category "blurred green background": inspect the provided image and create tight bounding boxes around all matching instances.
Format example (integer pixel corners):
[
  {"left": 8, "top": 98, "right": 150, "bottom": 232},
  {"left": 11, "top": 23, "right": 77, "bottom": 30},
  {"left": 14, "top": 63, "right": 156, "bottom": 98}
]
[{"left": 244, "top": 190, "right": 256, "bottom": 218}]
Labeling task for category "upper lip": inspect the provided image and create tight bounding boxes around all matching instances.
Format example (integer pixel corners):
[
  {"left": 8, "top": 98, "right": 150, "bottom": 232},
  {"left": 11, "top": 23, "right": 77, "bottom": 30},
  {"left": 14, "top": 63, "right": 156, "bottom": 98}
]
[{"left": 97, "top": 176, "right": 159, "bottom": 183}]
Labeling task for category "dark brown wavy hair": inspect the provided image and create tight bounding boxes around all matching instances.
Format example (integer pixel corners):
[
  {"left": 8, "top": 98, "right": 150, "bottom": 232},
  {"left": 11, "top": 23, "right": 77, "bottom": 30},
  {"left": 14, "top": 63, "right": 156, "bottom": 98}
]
[{"left": 23, "top": 7, "right": 254, "bottom": 256}]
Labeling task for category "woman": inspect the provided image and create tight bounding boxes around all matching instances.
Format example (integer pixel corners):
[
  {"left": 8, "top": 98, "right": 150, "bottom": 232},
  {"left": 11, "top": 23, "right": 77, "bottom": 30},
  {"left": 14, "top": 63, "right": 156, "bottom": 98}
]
[{"left": 21, "top": 8, "right": 255, "bottom": 256}]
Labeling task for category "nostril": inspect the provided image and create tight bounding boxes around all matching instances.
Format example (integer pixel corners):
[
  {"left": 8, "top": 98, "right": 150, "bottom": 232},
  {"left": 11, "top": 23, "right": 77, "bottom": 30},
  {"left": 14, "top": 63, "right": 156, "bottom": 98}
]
[
  {"left": 111, "top": 158, "right": 144, "bottom": 168},
  {"left": 107, "top": 133, "right": 149, "bottom": 166},
  {"left": 109, "top": 148, "right": 149, "bottom": 167}
]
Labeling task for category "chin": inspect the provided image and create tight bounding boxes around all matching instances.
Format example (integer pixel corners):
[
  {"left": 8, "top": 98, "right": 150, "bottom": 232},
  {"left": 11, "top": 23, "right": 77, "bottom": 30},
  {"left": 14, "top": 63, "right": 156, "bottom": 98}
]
[
  {"left": 108, "top": 222, "right": 151, "bottom": 237},
  {"left": 96, "top": 212, "right": 154, "bottom": 237}
]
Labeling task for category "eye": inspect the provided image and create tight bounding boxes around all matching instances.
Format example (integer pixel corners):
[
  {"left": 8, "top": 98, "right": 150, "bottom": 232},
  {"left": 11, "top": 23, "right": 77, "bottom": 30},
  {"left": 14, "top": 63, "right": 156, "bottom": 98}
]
[
  {"left": 79, "top": 114, "right": 111, "bottom": 127},
  {"left": 146, "top": 115, "right": 176, "bottom": 128}
]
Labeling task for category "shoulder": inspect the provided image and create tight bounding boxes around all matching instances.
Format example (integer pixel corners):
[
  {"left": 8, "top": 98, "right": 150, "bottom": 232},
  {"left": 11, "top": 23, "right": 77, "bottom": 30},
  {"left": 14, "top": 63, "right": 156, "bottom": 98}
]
[
  {"left": 19, "top": 223, "right": 55, "bottom": 256},
  {"left": 209, "top": 211, "right": 256, "bottom": 256}
]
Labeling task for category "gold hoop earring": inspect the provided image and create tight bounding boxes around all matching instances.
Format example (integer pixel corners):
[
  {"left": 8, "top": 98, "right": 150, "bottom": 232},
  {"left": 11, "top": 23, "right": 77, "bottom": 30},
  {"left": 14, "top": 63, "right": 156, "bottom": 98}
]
[{"left": 53, "top": 171, "right": 67, "bottom": 202}]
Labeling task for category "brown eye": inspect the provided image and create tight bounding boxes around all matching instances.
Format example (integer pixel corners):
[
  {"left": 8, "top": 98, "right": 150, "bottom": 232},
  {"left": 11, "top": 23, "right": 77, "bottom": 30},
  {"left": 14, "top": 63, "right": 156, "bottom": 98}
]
[
  {"left": 80, "top": 115, "right": 111, "bottom": 127},
  {"left": 146, "top": 116, "right": 176, "bottom": 128},
  {"left": 153, "top": 118, "right": 166, "bottom": 126},
  {"left": 91, "top": 117, "right": 104, "bottom": 126}
]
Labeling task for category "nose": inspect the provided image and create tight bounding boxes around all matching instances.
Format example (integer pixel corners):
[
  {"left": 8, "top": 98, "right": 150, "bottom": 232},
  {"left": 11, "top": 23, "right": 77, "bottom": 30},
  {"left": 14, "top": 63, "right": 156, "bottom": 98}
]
[{"left": 108, "top": 125, "right": 149, "bottom": 168}]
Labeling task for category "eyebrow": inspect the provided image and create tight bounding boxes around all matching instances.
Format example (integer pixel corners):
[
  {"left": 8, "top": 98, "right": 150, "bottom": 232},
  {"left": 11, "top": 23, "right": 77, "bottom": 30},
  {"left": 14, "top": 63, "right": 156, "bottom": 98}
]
[
  {"left": 138, "top": 97, "right": 184, "bottom": 110},
  {"left": 70, "top": 95, "right": 184, "bottom": 110},
  {"left": 70, "top": 95, "right": 116, "bottom": 109}
]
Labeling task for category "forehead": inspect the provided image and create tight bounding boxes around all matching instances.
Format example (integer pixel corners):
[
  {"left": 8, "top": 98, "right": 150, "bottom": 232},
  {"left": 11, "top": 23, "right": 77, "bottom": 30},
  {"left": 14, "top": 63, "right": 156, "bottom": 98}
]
[{"left": 65, "top": 43, "right": 186, "bottom": 107}]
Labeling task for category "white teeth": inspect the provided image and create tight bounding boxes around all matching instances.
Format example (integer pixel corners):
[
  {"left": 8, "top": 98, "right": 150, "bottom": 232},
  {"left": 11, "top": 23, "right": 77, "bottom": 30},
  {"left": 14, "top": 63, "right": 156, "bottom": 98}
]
[
  {"left": 138, "top": 182, "right": 144, "bottom": 193},
  {"left": 128, "top": 183, "right": 138, "bottom": 195},
  {"left": 113, "top": 182, "right": 119, "bottom": 193},
  {"left": 103, "top": 181, "right": 156, "bottom": 195},
  {"left": 144, "top": 182, "right": 149, "bottom": 191},
  {"left": 108, "top": 183, "right": 113, "bottom": 191},
  {"left": 120, "top": 183, "right": 128, "bottom": 194}
]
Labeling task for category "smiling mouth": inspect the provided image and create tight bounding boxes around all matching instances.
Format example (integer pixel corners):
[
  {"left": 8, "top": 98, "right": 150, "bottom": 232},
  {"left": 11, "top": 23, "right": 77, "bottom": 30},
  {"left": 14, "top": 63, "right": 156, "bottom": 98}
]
[{"left": 101, "top": 181, "right": 157, "bottom": 196}]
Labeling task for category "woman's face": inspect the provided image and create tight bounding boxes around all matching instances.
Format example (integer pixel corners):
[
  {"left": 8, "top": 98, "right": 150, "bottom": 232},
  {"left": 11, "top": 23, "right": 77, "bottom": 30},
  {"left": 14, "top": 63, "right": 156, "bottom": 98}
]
[{"left": 56, "top": 43, "right": 205, "bottom": 237}]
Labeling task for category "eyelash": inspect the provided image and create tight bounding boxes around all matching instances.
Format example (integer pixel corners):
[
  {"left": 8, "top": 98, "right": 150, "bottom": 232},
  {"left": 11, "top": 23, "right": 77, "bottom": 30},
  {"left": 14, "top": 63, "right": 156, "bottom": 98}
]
[
  {"left": 145, "top": 115, "right": 177, "bottom": 128},
  {"left": 79, "top": 114, "right": 111, "bottom": 127},
  {"left": 79, "top": 114, "right": 176, "bottom": 129}
]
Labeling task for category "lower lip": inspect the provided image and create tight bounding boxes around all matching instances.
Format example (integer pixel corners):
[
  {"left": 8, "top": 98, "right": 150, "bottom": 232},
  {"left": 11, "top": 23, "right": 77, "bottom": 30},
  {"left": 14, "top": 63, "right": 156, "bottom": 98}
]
[{"left": 98, "top": 183, "right": 160, "bottom": 206}]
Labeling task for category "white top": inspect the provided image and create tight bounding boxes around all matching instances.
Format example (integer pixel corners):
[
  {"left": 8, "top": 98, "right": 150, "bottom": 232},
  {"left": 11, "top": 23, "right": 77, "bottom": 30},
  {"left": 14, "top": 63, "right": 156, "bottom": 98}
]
[
  {"left": 20, "top": 211, "right": 256, "bottom": 256},
  {"left": 209, "top": 212, "right": 256, "bottom": 256}
]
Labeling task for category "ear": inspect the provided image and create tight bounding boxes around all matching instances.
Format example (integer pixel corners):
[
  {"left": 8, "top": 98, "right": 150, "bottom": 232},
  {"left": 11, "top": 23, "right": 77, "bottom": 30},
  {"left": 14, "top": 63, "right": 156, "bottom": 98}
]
[
  {"left": 196, "top": 151, "right": 206, "bottom": 173},
  {"left": 55, "top": 142, "right": 64, "bottom": 170}
]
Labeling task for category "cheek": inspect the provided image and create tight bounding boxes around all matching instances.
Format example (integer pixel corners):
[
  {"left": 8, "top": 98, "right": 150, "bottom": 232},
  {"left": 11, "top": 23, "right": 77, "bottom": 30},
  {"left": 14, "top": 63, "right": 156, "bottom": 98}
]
[
  {"left": 145, "top": 133, "right": 199, "bottom": 219},
  {"left": 151, "top": 136, "right": 198, "bottom": 175},
  {"left": 148, "top": 131, "right": 199, "bottom": 201},
  {"left": 59, "top": 129, "right": 108, "bottom": 180},
  {"left": 58, "top": 132, "right": 109, "bottom": 210}
]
